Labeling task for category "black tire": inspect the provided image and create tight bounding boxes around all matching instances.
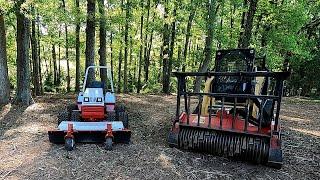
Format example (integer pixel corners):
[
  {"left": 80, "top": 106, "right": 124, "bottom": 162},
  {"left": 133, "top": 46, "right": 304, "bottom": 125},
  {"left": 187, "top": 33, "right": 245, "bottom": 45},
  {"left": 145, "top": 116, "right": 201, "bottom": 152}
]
[
  {"left": 67, "top": 104, "right": 78, "bottom": 112},
  {"left": 65, "top": 138, "right": 75, "bottom": 151},
  {"left": 105, "top": 137, "right": 113, "bottom": 150},
  {"left": 57, "top": 111, "right": 68, "bottom": 125},
  {"left": 115, "top": 104, "right": 125, "bottom": 113},
  {"left": 118, "top": 112, "right": 129, "bottom": 129},
  {"left": 106, "top": 112, "right": 116, "bottom": 121},
  {"left": 70, "top": 111, "right": 81, "bottom": 122}
]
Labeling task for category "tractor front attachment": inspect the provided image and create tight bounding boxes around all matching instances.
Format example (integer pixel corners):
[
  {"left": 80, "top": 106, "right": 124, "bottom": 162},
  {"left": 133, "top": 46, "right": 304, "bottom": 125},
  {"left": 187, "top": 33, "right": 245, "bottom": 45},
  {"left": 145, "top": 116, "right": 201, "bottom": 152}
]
[
  {"left": 49, "top": 121, "right": 131, "bottom": 151},
  {"left": 168, "top": 71, "right": 289, "bottom": 168}
]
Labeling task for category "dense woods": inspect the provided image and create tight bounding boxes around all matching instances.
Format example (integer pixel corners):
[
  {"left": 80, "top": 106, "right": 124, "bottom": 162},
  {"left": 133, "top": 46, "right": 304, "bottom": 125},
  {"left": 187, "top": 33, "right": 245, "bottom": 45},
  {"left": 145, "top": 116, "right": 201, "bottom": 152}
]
[{"left": 0, "top": 0, "right": 319, "bottom": 105}]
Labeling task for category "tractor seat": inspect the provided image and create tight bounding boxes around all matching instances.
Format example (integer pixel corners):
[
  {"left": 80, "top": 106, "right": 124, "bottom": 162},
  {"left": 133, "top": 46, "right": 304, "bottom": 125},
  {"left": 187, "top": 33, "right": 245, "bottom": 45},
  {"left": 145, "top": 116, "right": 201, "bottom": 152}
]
[{"left": 87, "top": 81, "right": 105, "bottom": 89}]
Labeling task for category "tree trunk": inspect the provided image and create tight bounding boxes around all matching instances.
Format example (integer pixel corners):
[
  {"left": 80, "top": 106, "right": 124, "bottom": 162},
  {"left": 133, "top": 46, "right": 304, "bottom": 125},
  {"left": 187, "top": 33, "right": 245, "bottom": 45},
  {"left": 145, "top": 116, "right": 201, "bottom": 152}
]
[
  {"left": 137, "top": 0, "right": 144, "bottom": 93},
  {"left": 143, "top": 0, "right": 151, "bottom": 82},
  {"left": 238, "top": 0, "right": 258, "bottom": 48},
  {"left": 182, "top": 0, "right": 196, "bottom": 72},
  {"left": 15, "top": 3, "right": 33, "bottom": 105},
  {"left": 162, "top": 0, "right": 170, "bottom": 94},
  {"left": 85, "top": 0, "right": 96, "bottom": 86},
  {"left": 75, "top": 0, "right": 81, "bottom": 92},
  {"left": 37, "top": 13, "right": 43, "bottom": 94},
  {"left": 129, "top": 36, "right": 134, "bottom": 92},
  {"left": 117, "top": 30, "right": 123, "bottom": 92},
  {"left": 0, "top": 13, "right": 10, "bottom": 104},
  {"left": 58, "top": 29, "right": 61, "bottom": 85},
  {"left": 31, "top": 10, "right": 40, "bottom": 96},
  {"left": 118, "top": 35, "right": 123, "bottom": 93},
  {"left": 145, "top": 29, "right": 153, "bottom": 78},
  {"left": 193, "top": 0, "right": 217, "bottom": 93},
  {"left": 168, "top": 2, "right": 177, "bottom": 85},
  {"left": 123, "top": 0, "right": 130, "bottom": 93},
  {"left": 98, "top": 0, "right": 107, "bottom": 85},
  {"left": 62, "top": 0, "right": 70, "bottom": 92},
  {"left": 52, "top": 44, "right": 57, "bottom": 85},
  {"left": 110, "top": 32, "right": 114, "bottom": 81}
]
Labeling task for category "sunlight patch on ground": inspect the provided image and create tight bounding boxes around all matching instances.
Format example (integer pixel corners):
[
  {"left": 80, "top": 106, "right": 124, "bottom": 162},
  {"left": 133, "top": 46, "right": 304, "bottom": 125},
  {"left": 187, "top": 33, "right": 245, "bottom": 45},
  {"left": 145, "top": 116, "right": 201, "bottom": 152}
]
[
  {"left": 3, "top": 122, "right": 47, "bottom": 138},
  {"left": 156, "top": 153, "right": 181, "bottom": 177},
  {"left": 24, "top": 103, "right": 49, "bottom": 113},
  {"left": 289, "top": 127, "right": 320, "bottom": 137},
  {"left": 280, "top": 115, "right": 310, "bottom": 122},
  {"left": 0, "top": 104, "right": 12, "bottom": 121}
]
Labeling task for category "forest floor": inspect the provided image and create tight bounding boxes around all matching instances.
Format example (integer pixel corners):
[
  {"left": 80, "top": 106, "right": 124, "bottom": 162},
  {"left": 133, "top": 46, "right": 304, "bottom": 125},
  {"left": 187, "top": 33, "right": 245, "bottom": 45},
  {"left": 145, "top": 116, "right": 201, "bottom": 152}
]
[{"left": 0, "top": 94, "right": 319, "bottom": 180}]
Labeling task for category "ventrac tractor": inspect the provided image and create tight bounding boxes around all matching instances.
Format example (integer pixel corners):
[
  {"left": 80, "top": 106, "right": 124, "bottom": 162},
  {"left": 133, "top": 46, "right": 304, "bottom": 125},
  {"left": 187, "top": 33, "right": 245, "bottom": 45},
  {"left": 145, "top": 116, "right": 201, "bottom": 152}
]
[{"left": 48, "top": 66, "right": 131, "bottom": 151}]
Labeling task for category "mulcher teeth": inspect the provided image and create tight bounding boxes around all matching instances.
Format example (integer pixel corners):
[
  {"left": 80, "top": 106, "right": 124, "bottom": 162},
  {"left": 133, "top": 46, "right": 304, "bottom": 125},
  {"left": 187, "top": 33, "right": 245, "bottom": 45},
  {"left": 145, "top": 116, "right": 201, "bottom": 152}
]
[{"left": 178, "top": 127, "right": 270, "bottom": 164}]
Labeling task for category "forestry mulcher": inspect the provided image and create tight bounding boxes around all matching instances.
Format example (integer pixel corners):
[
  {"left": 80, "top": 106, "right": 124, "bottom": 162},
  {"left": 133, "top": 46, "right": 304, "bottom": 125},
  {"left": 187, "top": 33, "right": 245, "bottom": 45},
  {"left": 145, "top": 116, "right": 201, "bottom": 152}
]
[
  {"left": 168, "top": 49, "right": 289, "bottom": 168},
  {"left": 48, "top": 66, "right": 131, "bottom": 151}
]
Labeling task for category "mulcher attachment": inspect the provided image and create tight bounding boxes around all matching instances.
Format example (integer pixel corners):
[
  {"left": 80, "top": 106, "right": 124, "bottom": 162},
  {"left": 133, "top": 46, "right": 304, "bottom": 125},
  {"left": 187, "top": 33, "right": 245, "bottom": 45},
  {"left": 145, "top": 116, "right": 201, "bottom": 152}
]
[
  {"left": 178, "top": 127, "right": 270, "bottom": 164},
  {"left": 168, "top": 50, "right": 289, "bottom": 168}
]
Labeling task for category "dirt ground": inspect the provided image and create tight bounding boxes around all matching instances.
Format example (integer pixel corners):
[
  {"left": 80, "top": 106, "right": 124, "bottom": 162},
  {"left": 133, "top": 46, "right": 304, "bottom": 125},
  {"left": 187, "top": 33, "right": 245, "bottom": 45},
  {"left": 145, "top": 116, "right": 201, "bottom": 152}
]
[{"left": 0, "top": 94, "right": 319, "bottom": 180}]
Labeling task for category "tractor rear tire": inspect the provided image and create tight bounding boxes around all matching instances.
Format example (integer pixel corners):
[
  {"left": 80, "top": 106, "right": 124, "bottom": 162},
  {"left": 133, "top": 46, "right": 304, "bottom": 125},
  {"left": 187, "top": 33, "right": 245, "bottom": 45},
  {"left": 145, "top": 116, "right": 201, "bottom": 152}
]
[
  {"left": 105, "top": 137, "right": 113, "bottom": 150},
  {"left": 67, "top": 104, "right": 78, "bottom": 113},
  {"left": 70, "top": 111, "right": 81, "bottom": 122},
  {"left": 118, "top": 112, "right": 129, "bottom": 129},
  {"left": 106, "top": 112, "right": 116, "bottom": 121},
  {"left": 115, "top": 104, "right": 125, "bottom": 113},
  {"left": 57, "top": 111, "right": 68, "bottom": 125},
  {"left": 65, "top": 138, "right": 75, "bottom": 151}
]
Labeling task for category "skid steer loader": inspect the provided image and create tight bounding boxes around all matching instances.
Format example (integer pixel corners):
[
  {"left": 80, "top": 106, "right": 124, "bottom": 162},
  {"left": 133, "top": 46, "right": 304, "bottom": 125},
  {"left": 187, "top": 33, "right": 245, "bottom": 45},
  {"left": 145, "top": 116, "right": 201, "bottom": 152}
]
[
  {"left": 48, "top": 66, "right": 131, "bottom": 151},
  {"left": 168, "top": 49, "right": 290, "bottom": 168}
]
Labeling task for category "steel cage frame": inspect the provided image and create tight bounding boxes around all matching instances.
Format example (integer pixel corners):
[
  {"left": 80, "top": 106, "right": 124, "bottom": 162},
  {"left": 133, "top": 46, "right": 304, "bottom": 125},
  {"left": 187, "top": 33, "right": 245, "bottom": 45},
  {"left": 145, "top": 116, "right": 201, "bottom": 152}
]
[{"left": 173, "top": 71, "right": 290, "bottom": 136}]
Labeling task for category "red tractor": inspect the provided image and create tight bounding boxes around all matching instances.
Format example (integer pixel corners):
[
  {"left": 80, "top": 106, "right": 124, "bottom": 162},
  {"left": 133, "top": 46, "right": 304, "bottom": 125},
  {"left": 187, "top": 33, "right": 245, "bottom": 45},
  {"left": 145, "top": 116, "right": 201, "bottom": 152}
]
[
  {"left": 48, "top": 66, "right": 131, "bottom": 151},
  {"left": 168, "top": 49, "right": 290, "bottom": 168}
]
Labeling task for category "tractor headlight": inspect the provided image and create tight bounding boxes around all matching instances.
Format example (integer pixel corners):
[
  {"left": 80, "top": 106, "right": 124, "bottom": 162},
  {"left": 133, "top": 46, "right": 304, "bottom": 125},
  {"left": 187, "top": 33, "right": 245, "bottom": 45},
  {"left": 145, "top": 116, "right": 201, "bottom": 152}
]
[
  {"left": 97, "top": 97, "right": 103, "bottom": 102},
  {"left": 84, "top": 97, "right": 89, "bottom": 102}
]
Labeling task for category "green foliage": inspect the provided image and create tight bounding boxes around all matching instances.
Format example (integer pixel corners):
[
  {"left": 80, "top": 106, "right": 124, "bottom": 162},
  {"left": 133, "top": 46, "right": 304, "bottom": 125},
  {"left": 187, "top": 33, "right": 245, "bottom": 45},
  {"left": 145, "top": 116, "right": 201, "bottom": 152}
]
[{"left": 1, "top": 0, "right": 319, "bottom": 96}]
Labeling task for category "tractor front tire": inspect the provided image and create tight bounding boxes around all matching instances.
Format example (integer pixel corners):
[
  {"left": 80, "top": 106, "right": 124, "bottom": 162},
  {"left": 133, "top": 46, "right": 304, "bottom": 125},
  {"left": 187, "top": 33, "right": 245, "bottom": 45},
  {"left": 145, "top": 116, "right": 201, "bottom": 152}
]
[
  {"left": 118, "top": 112, "right": 129, "bottom": 129},
  {"left": 65, "top": 138, "right": 75, "bottom": 151},
  {"left": 105, "top": 137, "right": 113, "bottom": 150}
]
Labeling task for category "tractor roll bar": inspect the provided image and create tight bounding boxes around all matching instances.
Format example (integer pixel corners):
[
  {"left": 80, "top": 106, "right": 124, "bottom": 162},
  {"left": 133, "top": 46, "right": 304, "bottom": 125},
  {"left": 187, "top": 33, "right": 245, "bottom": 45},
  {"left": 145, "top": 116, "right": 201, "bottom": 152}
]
[
  {"left": 173, "top": 71, "right": 290, "bottom": 79},
  {"left": 83, "top": 66, "right": 114, "bottom": 93}
]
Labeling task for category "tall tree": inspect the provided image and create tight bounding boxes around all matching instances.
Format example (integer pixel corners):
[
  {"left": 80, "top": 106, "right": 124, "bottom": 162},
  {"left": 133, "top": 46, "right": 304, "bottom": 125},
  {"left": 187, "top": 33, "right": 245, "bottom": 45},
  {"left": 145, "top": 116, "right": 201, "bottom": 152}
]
[
  {"left": 238, "top": 0, "right": 258, "bottom": 48},
  {"left": 193, "top": 0, "right": 218, "bottom": 93},
  {"left": 58, "top": 28, "right": 61, "bottom": 85},
  {"left": 137, "top": 0, "right": 144, "bottom": 93},
  {"left": 85, "top": 0, "right": 96, "bottom": 85},
  {"left": 31, "top": 7, "right": 40, "bottom": 96},
  {"left": 0, "top": 12, "right": 10, "bottom": 104},
  {"left": 143, "top": 0, "right": 151, "bottom": 82},
  {"left": 123, "top": 0, "right": 130, "bottom": 93},
  {"left": 52, "top": 44, "right": 57, "bottom": 85},
  {"left": 98, "top": 0, "right": 107, "bottom": 85},
  {"left": 182, "top": 0, "right": 196, "bottom": 72},
  {"left": 118, "top": 27, "right": 123, "bottom": 92},
  {"left": 162, "top": 0, "right": 171, "bottom": 94},
  {"left": 15, "top": 0, "right": 33, "bottom": 105},
  {"left": 62, "top": 0, "right": 71, "bottom": 92},
  {"left": 37, "top": 13, "right": 43, "bottom": 94},
  {"left": 168, "top": 1, "right": 177, "bottom": 80},
  {"left": 75, "top": 0, "right": 81, "bottom": 92}
]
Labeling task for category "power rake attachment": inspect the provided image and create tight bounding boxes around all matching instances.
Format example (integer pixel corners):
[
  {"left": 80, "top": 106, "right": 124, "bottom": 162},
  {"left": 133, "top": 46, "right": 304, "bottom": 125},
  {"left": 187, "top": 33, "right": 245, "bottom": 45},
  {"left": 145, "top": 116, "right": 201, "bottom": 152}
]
[
  {"left": 48, "top": 66, "right": 131, "bottom": 151},
  {"left": 168, "top": 71, "right": 289, "bottom": 168}
]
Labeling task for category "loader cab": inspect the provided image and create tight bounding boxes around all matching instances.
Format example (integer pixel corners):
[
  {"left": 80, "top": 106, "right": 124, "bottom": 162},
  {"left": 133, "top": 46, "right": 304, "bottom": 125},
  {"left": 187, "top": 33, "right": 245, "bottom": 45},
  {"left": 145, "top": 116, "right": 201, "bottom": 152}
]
[{"left": 211, "top": 49, "right": 255, "bottom": 101}]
